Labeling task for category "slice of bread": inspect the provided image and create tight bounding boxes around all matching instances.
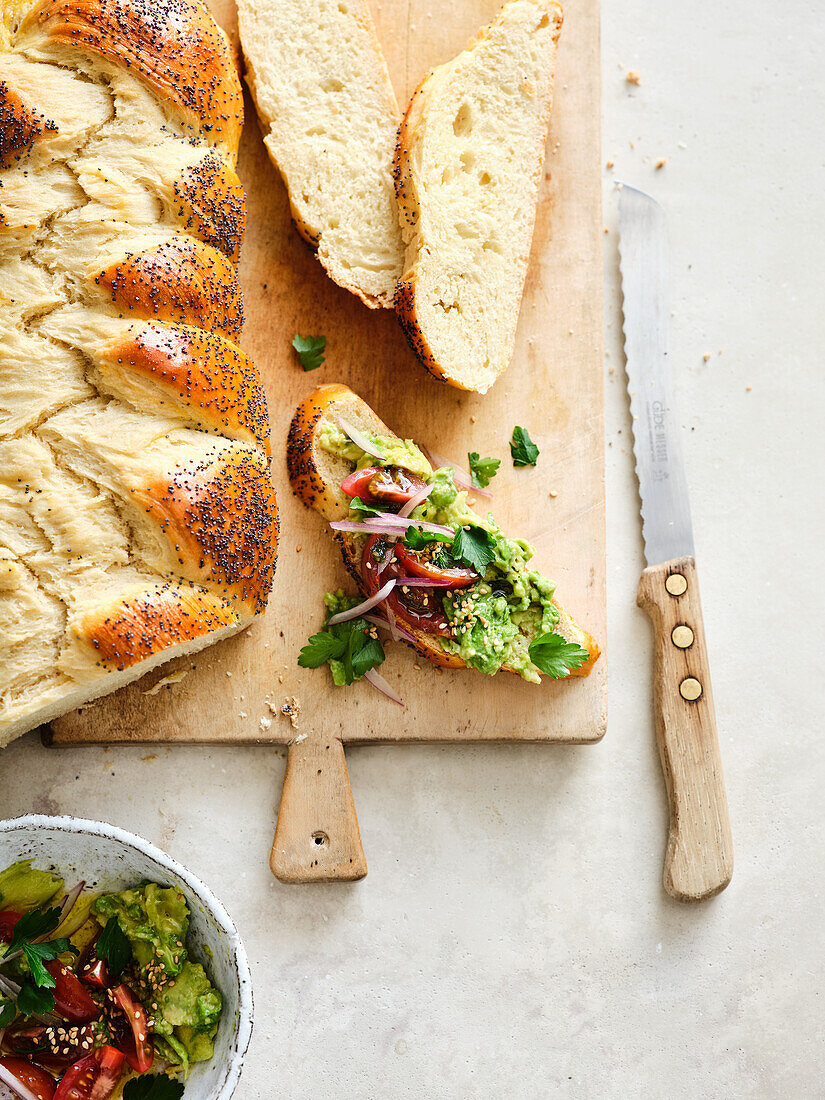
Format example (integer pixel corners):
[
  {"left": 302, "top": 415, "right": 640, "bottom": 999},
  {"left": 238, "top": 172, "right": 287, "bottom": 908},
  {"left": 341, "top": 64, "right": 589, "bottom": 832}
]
[
  {"left": 237, "top": 0, "right": 405, "bottom": 309},
  {"left": 394, "top": 0, "right": 564, "bottom": 392},
  {"left": 288, "top": 383, "right": 599, "bottom": 679}
]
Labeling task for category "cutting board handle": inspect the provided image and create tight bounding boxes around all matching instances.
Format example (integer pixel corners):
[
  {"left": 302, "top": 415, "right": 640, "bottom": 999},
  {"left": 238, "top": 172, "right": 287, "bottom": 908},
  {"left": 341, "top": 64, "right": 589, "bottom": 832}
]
[
  {"left": 637, "top": 556, "right": 733, "bottom": 901},
  {"left": 270, "top": 735, "right": 367, "bottom": 883}
]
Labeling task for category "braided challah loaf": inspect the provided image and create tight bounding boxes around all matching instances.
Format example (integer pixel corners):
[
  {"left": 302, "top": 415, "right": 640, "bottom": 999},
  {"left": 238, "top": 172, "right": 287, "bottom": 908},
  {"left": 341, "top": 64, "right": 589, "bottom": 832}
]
[{"left": 0, "top": 0, "right": 279, "bottom": 746}]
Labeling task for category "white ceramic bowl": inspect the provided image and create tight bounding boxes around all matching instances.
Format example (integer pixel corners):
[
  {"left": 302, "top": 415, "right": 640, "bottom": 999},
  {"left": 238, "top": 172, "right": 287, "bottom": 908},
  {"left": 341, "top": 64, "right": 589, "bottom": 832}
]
[{"left": 0, "top": 815, "right": 253, "bottom": 1099}]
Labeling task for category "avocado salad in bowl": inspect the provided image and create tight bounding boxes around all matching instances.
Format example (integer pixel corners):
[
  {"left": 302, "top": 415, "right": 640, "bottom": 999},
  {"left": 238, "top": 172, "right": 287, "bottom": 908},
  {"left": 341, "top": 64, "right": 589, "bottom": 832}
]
[{"left": 0, "top": 817, "right": 252, "bottom": 1100}]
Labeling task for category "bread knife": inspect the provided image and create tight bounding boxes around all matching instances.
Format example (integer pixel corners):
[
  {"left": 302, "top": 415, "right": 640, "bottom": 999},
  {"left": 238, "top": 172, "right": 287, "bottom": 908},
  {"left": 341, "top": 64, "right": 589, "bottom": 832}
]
[{"left": 618, "top": 184, "right": 733, "bottom": 901}]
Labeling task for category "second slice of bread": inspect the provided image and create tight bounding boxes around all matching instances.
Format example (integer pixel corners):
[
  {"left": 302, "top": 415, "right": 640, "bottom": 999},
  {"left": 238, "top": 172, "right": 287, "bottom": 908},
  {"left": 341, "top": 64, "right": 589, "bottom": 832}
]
[
  {"left": 394, "top": 0, "right": 564, "bottom": 392},
  {"left": 237, "top": 0, "right": 405, "bottom": 308}
]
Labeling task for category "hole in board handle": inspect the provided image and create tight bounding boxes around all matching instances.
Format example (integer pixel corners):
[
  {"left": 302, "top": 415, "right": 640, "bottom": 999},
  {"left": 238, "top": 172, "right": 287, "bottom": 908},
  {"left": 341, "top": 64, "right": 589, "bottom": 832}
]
[{"left": 312, "top": 831, "right": 329, "bottom": 847}]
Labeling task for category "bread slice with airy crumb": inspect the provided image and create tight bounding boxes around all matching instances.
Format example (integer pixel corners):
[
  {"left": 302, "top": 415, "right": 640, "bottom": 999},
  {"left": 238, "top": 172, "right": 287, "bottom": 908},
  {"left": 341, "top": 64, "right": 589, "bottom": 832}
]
[
  {"left": 237, "top": 0, "right": 405, "bottom": 309},
  {"left": 394, "top": 0, "right": 563, "bottom": 391},
  {"left": 288, "top": 383, "right": 599, "bottom": 680}
]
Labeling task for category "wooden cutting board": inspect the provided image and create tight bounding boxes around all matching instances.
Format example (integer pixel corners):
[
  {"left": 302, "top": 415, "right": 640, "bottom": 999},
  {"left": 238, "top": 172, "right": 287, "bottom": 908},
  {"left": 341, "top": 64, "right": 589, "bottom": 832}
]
[{"left": 49, "top": 0, "right": 606, "bottom": 883}]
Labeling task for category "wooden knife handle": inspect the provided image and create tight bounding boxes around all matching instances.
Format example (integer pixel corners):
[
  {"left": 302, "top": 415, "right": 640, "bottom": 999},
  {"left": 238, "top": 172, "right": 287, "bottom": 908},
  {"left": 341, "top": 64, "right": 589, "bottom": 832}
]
[
  {"left": 270, "top": 735, "right": 367, "bottom": 883},
  {"left": 637, "top": 556, "right": 733, "bottom": 901}
]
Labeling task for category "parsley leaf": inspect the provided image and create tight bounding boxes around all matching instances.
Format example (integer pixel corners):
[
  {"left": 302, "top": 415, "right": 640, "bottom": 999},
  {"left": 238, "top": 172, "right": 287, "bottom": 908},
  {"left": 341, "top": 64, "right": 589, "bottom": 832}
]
[
  {"left": 96, "top": 916, "right": 132, "bottom": 979},
  {"left": 8, "top": 906, "right": 61, "bottom": 951},
  {"left": 510, "top": 426, "right": 539, "bottom": 467},
  {"left": 123, "top": 1074, "right": 185, "bottom": 1100},
  {"left": 300, "top": 607, "right": 385, "bottom": 687},
  {"left": 292, "top": 334, "right": 326, "bottom": 371},
  {"left": 468, "top": 452, "right": 500, "bottom": 489},
  {"left": 528, "top": 632, "right": 590, "bottom": 678},
  {"left": 22, "top": 939, "right": 74, "bottom": 987},
  {"left": 298, "top": 630, "right": 347, "bottom": 668},
  {"left": 404, "top": 526, "right": 453, "bottom": 551},
  {"left": 0, "top": 998, "right": 16, "bottom": 1027},
  {"left": 16, "top": 980, "right": 55, "bottom": 1016},
  {"left": 351, "top": 636, "right": 385, "bottom": 679},
  {"left": 349, "top": 496, "right": 380, "bottom": 519},
  {"left": 451, "top": 526, "right": 496, "bottom": 575}
]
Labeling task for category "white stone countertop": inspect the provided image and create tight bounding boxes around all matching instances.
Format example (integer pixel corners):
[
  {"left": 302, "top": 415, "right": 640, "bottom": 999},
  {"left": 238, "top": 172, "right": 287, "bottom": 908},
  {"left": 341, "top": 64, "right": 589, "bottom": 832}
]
[{"left": 2, "top": 1, "right": 822, "bottom": 1096}]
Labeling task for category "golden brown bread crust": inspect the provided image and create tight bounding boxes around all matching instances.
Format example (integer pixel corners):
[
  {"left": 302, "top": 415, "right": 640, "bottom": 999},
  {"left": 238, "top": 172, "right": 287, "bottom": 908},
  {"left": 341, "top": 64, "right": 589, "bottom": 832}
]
[
  {"left": 75, "top": 581, "right": 238, "bottom": 670},
  {"left": 286, "top": 382, "right": 380, "bottom": 511},
  {"left": 172, "top": 149, "right": 246, "bottom": 261},
  {"left": 392, "top": 77, "right": 453, "bottom": 386},
  {"left": 25, "top": 0, "right": 243, "bottom": 154},
  {"left": 288, "top": 384, "right": 599, "bottom": 678},
  {"left": 94, "top": 236, "right": 243, "bottom": 340},
  {"left": 137, "top": 445, "right": 279, "bottom": 615},
  {"left": 100, "top": 322, "right": 270, "bottom": 454},
  {"left": 0, "top": 79, "right": 55, "bottom": 168}
]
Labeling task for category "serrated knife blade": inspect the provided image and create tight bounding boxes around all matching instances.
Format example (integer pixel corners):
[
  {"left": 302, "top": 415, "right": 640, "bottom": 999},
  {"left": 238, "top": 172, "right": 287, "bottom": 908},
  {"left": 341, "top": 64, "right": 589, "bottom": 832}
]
[
  {"left": 618, "top": 184, "right": 733, "bottom": 903},
  {"left": 618, "top": 184, "right": 694, "bottom": 566}
]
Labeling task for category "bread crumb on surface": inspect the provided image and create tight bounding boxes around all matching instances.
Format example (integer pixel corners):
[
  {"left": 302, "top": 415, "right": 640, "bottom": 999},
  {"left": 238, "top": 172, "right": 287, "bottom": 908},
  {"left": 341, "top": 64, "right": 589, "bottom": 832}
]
[
  {"left": 141, "top": 755, "right": 157, "bottom": 762},
  {"left": 549, "top": 489, "right": 559, "bottom": 498},
  {"left": 703, "top": 353, "right": 711, "bottom": 362},
  {"left": 143, "top": 670, "right": 188, "bottom": 696},
  {"left": 279, "top": 696, "right": 302, "bottom": 728},
  {"left": 606, "top": 160, "right": 614, "bottom": 169},
  {"left": 655, "top": 158, "right": 667, "bottom": 170},
  {"left": 746, "top": 385, "right": 753, "bottom": 392},
  {"left": 259, "top": 715, "right": 272, "bottom": 733},
  {"left": 626, "top": 70, "right": 641, "bottom": 85}
]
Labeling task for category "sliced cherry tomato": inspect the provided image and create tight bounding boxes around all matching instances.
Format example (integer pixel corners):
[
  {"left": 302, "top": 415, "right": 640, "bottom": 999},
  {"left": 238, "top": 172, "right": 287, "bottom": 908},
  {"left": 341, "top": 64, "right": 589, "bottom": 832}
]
[
  {"left": 52, "top": 1047, "right": 123, "bottom": 1100},
  {"left": 0, "top": 910, "right": 23, "bottom": 942},
  {"left": 361, "top": 536, "right": 453, "bottom": 637},
  {"left": 341, "top": 466, "right": 427, "bottom": 507},
  {"left": 107, "top": 986, "right": 153, "bottom": 1074},
  {"left": 394, "top": 543, "right": 478, "bottom": 588},
  {"left": 89, "top": 1047, "right": 124, "bottom": 1100},
  {"left": 340, "top": 467, "right": 381, "bottom": 500},
  {"left": 0, "top": 1056, "right": 56, "bottom": 1100},
  {"left": 43, "top": 963, "right": 100, "bottom": 1025},
  {"left": 366, "top": 467, "right": 427, "bottom": 506},
  {"left": 6, "top": 1023, "right": 96, "bottom": 1067},
  {"left": 78, "top": 959, "right": 108, "bottom": 990}
]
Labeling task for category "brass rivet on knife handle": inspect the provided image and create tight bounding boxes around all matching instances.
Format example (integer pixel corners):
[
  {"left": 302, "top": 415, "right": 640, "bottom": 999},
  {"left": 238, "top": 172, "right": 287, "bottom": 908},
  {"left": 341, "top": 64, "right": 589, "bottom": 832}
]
[
  {"left": 270, "top": 734, "right": 367, "bottom": 883},
  {"left": 665, "top": 573, "right": 688, "bottom": 596},
  {"left": 637, "top": 555, "right": 733, "bottom": 901},
  {"left": 671, "top": 625, "right": 694, "bottom": 649}
]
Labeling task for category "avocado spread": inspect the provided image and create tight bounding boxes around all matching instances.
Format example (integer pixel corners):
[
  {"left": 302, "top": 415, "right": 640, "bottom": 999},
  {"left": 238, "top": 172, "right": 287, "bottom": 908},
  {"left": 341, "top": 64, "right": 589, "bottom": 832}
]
[
  {"left": 0, "top": 859, "right": 62, "bottom": 911},
  {"left": 320, "top": 430, "right": 560, "bottom": 682},
  {"left": 318, "top": 422, "right": 433, "bottom": 479},
  {"left": 93, "top": 884, "right": 222, "bottom": 1074}
]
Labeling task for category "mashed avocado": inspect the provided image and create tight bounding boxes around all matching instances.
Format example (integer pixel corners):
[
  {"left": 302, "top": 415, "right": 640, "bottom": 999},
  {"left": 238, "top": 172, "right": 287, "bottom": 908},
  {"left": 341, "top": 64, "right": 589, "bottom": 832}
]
[
  {"left": 93, "top": 884, "right": 222, "bottom": 1074},
  {"left": 0, "top": 860, "right": 63, "bottom": 911},
  {"left": 319, "top": 422, "right": 433, "bottom": 479},
  {"left": 320, "top": 432, "right": 562, "bottom": 681}
]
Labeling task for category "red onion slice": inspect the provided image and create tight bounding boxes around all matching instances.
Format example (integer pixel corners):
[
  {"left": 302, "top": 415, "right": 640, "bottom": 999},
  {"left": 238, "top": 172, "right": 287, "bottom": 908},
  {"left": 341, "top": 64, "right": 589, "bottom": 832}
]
[
  {"left": 330, "top": 516, "right": 452, "bottom": 537},
  {"left": 0, "top": 1063, "right": 45, "bottom": 1100},
  {"left": 394, "top": 576, "right": 457, "bottom": 587},
  {"left": 47, "top": 880, "right": 85, "bottom": 940},
  {"left": 337, "top": 417, "right": 385, "bottom": 460},
  {"left": 329, "top": 521, "right": 406, "bottom": 537},
  {"left": 364, "top": 668, "right": 404, "bottom": 705},
  {"left": 398, "top": 482, "right": 434, "bottom": 518},
  {"left": 327, "top": 579, "right": 396, "bottom": 624},
  {"left": 0, "top": 973, "right": 21, "bottom": 998},
  {"left": 363, "top": 614, "right": 417, "bottom": 645},
  {"left": 424, "top": 447, "right": 493, "bottom": 499}
]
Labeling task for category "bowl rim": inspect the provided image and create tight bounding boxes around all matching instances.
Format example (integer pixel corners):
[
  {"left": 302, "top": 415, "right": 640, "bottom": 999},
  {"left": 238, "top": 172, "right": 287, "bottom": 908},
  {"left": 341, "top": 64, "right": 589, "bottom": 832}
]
[{"left": 0, "top": 813, "right": 253, "bottom": 1099}]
